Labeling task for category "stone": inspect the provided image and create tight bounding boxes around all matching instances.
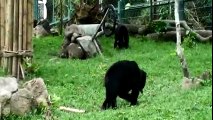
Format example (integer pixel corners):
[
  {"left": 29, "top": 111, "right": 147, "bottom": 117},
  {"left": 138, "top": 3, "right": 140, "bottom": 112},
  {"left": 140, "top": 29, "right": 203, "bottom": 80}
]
[
  {"left": 66, "top": 43, "right": 84, "bottom": 59},
  {"left": 76, "top": 36, "right": 99, "bottom": 58},
  {"left": 23, "top": 78, "right": 49, "bottom": 107},
  {"left": 2, "top": 103, "right": 10, "bottom": 116},
  {"left": 0, "top": 77, "right": 18, "bottom": 117},
  {"left": 0, "top": 77, "right": 18, "bottom": 93},
  {"left": 33, "top": 25, "right": 49, "bottom": 38},
  {"left": 10, "top": 88, "right": 33, "bottom": 115}
]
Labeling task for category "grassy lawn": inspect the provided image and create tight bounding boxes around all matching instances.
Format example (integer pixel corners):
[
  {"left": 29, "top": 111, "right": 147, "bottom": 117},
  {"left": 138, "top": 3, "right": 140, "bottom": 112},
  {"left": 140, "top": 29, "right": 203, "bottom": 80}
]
[{"left": 1, "top": 35, "right": 212, "bottom": 120}]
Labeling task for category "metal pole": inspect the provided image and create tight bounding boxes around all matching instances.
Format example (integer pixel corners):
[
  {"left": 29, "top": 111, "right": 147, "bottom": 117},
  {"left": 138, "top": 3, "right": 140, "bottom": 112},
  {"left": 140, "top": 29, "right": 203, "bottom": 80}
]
[
  {"left": 59, "top": 0, "right": 63, "bottom": 35},
  {"left": 150, "top": 0, "right": 153, "bottom": 21},
  {"left": 178, "top": 0, "right": 184, "bottom": 20},
  {"left": 118, "top": 0, "right": 121, "bottom": 22},
  {"left": 34, "top": 0, "right": 39, "bottom": 20}
]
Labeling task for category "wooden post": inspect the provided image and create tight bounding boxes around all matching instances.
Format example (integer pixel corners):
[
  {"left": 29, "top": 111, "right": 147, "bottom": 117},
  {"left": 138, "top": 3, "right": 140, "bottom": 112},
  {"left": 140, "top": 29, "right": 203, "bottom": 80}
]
[
  {"left": 0, "top": 1, "right": 5, "bottom": 67},
  {"left": 17, "top": 0, "right": 23, "bottom": 79},
  {"left": 175, "top": 0, "right": 190, "bottom": 78},
  {"left": 23, "top": 0, "right": 27, "bottom": 51},
  {"left": 12, "top": 0, "right": 19, "bottom": 76},
  {"left": 5, "top": 0, "right": 14, "bottom": 74},
  {"left": 27, "top": 0, "right": 33, "bottom": 51}
]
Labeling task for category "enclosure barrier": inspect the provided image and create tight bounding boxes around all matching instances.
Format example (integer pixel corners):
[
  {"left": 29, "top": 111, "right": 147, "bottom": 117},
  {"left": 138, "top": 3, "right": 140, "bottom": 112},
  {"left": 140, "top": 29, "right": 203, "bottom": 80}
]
[{"left": 0, "top": 0, "right": 33, "bottom": 79}]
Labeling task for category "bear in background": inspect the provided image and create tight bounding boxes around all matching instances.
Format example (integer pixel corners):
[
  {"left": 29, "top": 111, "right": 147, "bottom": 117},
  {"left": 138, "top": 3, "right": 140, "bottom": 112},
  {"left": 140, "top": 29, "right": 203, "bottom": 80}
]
[{"left": 114, "top": 24, "right": 129, "bottom": 49}]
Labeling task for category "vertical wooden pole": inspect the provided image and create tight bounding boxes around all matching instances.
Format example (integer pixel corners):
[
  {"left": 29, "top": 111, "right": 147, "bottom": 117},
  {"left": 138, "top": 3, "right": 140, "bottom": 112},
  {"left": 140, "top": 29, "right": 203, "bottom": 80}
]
[
  {"left": 18, "top": 0, "right": 23, "bottom": 79},
  {"left": 0, "top": 1, "right": 1, "bottom": 58},
  {"left": 27, "top": 0, "right": 33, "bottom": 51},
  {"left": 5, "top": 0, "right": 14, "bottom": 74},
  {"left": 23, "top": 0, "right": 27, "bottom": 51},
  {"left": 12, "top": 0, "right": 19, "bottom": 76},
  {"left": 0, "top": 0, "right": 5, "bottom": 68},
  {"left": 175, "top": 0, "right": 190, "bottom": 78}
]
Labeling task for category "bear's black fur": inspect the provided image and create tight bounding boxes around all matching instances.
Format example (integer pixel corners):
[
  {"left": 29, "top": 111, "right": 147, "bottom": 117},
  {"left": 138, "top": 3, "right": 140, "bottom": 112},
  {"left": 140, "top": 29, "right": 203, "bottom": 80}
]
[
  {"left": 114, "top": 24, "right": 129, "bottom": 49},
  {"left": 102, "top": 60, "right": 147, "bottom": 110}
]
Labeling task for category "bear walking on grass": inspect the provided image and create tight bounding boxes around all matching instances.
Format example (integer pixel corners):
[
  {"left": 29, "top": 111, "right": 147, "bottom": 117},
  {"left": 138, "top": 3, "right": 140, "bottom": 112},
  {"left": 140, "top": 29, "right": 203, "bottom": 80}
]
[{"left": 102, "top": 60, "right": 147, "bottom": 110}]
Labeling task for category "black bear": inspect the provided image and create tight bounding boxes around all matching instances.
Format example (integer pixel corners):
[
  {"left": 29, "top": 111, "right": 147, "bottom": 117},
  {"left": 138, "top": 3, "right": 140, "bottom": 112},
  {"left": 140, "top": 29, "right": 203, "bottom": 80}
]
[
  {"left": 114, "top": 24, "right": 129, "bottom": 49},
  {"left": 102, "top": 60, "right": 147, "bottom": 110}
]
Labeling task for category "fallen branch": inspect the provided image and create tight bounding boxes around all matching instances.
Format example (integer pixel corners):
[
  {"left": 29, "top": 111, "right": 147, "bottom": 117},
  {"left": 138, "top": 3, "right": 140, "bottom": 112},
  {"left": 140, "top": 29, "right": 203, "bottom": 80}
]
[
  {"left": 59, "top": 106, "right": 86, "bottom": 113},
  {"left": 146, "top": 31, "right": 186, "bottom": 42},
  {"left": 154, "top": 20, "right": 212, "bottom": 42}
]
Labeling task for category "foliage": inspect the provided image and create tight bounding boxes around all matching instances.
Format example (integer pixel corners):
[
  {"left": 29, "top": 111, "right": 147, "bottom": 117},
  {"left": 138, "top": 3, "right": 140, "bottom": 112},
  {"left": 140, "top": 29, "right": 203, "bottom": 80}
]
[
  {"left": 183, "top": 31, "right": 197, "bottom": 48},
  {"left": 23, "top": 57, "right": 40, "bottom": 79},
  {"left": 0, "top": 68, "right": 7, "bottom": 76},
  {"left": 2, "top": 36, "right": 212, "bottom": 119},
  {"left": 153, "top": 21, "right": 168, "bottom": 33},
  {"left": 51, "top": 93, "right": 61, "bottom": 108},
  {"left": 159, "top": 6, "right": 172, "bottom": 20},
  {"left": 147, "top": 21, "right": 168, "bottom": 33}
]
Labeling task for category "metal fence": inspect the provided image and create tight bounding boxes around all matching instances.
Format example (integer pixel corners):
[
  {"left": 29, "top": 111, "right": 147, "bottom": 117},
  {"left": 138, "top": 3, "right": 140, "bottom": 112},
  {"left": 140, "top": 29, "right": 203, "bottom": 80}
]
[
  {"left": 120, "top": 0, "right": 212, "bottom": 30},
  {"left": 33, "top": 0, "right": 212, "bottom": 30},
  {"left": 34, "top": 0, "right": 74, "bottom": 26}
]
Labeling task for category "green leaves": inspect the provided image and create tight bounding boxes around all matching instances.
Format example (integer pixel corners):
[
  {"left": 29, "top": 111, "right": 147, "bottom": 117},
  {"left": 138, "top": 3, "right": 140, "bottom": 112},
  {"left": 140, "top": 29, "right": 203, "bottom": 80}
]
[
  {"left": 183, "top": 31, "right": 197, "bottom": 48},
  {"left": 23, "top": 57, "right": 40, "bottom": 78}
]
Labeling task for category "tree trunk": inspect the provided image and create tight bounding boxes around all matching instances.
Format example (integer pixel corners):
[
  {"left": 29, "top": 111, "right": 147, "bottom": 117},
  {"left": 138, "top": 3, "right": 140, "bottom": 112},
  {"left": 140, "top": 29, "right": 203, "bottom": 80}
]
[{"left": 175, "top": 0, "right": 190, "bottom": 78}]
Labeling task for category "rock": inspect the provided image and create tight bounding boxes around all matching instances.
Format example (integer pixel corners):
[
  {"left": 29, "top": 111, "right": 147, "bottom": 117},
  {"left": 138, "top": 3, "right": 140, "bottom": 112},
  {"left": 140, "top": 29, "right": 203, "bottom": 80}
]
[
  {"left": 2, "top": 103, "right": 10, "bottom": 116},
  {"left": 66, "top": 43, "right": 84, "bottom": 59},
  {"left": 23, "top": 78, "right": 49, "bottom": 107},
  {"left": 0, "top": 77, "right": 18, "bottom": 93},
  {"left": 76, "top": 36, "right": 99, "bottom": 58},
  {"left": 37, "top": 19, "right": 51, "bottom": 33},
  {"left": 33, "top": 25, "right": 50, "bottom": 38},
  {"left": 0, "top": 90, "right": 12, "bottom": 117},
  {"left": 0, "top": 90, "right": 11, "bottom": 106},
  {"left": 182, "top": 77, "right": 203, "bottom": 90},
  {"left": 10, "top": 88, "right": 33, "bottom": 115},
  {"left": 0, "top": 77, "right": 50, "bottom": 117},
  {"left": 0, "top": 77, "right": 18, "bottom": 117}
]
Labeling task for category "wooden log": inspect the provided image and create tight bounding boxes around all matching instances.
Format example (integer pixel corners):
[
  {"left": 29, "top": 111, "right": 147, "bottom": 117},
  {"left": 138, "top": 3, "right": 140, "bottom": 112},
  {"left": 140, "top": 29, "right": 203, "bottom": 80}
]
[
  {"left": 154, "top": 20, "right": 212, "bottom": 42},
  {"left": 59, "top": 106, "right": 85, "bottom": 113},
  {"left": 23, "top": 0, "right": 27, "bottom": 51},
  {"left": 123, "top": 24, "right": 144, "bottom": 35},
  {"left": 0, "top": 0, "right": 5, "bottom": 67},
  {"left": 0, "top": 1, "right": 1, "bottom": 51},
  {"left": 0, "top": 0, "right": 1, "bottom": 35},
  {"left": 5, "top": 0, "right": 14, "bottom": 74},
  {"left": 12, "top": 0, "right": 19, "bottom": 76},
  {"left": 146, "top": 30, "right": 212, "bottom": 42},
  {"left": 27, "top": 0, "right": 33, "bottom": 51},
  {"left": 194, "top": 30, "right": 212, "bottom": 37},
  {"left": 18, "top": 0, "right": 23, "bottom": 79},
  {"left": 146, "top": 31, "right": 186, "bottom": 42}
]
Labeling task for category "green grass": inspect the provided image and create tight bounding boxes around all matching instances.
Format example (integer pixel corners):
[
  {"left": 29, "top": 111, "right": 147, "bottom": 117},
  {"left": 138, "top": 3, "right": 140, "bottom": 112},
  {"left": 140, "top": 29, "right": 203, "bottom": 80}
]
[{"left": 1, "top": 35, "right": 212, "bottom": 120}]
